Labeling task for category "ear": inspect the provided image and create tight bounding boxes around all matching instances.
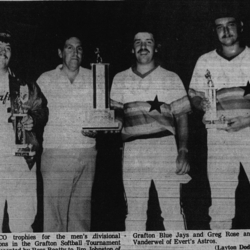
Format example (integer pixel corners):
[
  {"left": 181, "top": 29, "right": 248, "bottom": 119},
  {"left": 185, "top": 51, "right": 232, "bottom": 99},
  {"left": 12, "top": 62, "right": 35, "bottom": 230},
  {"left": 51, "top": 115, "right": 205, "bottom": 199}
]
[
  {"left": 155, "top": 48, "right": 158, "bottom": 53},
  {"left": 58, "top": 49, "right": 63, "bottom": 58},
  {"left": 240, "top": 21, "right": 244, "bottom": 32},
  {"left": 132, "top": 48, "right": 135, "bottom": 54}
]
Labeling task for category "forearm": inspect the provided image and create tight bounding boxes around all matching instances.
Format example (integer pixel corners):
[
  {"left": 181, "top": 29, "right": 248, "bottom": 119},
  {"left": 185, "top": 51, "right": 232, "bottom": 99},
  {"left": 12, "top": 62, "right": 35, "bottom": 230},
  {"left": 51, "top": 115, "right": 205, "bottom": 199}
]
[
  {"left": 176, "top": 113, "right": 189, "bottom": 150},
  {"left": 175, "top": 113, "right": 190, "bottom": 175},
  {"left": 242, "top": 115, "right": 250, "bottom": 128},
  {"left": 225, "top": 115, "right": 250, "bottom": 132},
  {"left": 28, "top": 82, "right": 48, "bottom": 128},
  {"left": 190, "top": 96, "right": 203, "bottom": 111},
  {"left": 110, "top": 98, "right": 124, "bottom": 129}
]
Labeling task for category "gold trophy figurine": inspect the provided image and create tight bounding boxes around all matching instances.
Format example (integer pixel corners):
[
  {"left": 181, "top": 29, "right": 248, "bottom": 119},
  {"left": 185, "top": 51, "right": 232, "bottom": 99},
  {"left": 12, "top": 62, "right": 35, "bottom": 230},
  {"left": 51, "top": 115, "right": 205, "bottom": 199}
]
[{"left": 95, "top": 48, "right": 103, "bottom": 63}]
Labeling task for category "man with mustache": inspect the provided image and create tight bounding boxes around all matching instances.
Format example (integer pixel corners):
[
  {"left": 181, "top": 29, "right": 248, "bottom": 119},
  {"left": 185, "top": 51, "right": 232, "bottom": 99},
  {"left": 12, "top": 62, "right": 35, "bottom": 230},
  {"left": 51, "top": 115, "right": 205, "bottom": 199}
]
[
  {"left": 189, "top": 7, "right": 250, "bottom": 229},
  {"left": 111, "top": 29, "right": 191, "bottom": 230},
  {"left": 37, "top": 33, "right": 97, "bottom": 232},
  {"left": 0, "top": 28, "right": 47, "bottom": 232}
]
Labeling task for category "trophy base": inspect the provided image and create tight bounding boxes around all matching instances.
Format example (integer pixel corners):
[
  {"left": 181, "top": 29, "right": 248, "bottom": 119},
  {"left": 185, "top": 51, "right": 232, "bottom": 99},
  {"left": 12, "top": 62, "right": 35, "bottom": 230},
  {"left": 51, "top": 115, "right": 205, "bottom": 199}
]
[
  {"left": 83, "top": 109, "right": 119, "bottom": 131},
  {"left": 82, "top": 124, "right": 119, "bottom": 131},
  {"left": 205, "top": 120, "right": 227, "bottom": 129},
  {"left": 13, "top": 146, "right": 36, "bottom": 157}
]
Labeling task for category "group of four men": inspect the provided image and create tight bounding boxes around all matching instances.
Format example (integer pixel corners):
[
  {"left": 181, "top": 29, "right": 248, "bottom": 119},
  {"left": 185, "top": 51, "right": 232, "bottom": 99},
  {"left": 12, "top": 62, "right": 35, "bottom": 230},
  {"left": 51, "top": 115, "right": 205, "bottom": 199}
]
[{"left": 0, "top": 9, "right": 249, "bottom": 232}]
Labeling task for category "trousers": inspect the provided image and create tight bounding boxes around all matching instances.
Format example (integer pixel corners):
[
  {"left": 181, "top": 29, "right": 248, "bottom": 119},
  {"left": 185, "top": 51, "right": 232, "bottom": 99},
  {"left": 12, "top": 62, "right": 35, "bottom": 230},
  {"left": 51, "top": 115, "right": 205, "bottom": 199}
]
[
  {"left": 41, "top": 146, "right": 97, "bottom": 232},
  {"left": 0, "top": 155, "right": 37, "bottom": 232},
  {"left": 123, "top": 136, "right": 191, "bottom": 231},
  {"left": 207, "top": 127, "right": 250, "bottom": 230}
]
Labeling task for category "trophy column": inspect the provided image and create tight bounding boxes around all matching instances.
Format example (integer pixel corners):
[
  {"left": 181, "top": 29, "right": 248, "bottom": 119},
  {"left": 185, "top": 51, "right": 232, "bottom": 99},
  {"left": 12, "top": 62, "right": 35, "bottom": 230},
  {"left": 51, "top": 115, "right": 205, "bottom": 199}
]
[
  {"left": 204, "top": 70, "right": 226, "bottom": 129},
  {"left": 92, "top": 63, "right": 109, "bottom": 110},
  {"left": 82, "top": 57, "right": 118, "bottom": 130},
  {"left": 10, "top": 85, "right": 35, "bottom": 157}
]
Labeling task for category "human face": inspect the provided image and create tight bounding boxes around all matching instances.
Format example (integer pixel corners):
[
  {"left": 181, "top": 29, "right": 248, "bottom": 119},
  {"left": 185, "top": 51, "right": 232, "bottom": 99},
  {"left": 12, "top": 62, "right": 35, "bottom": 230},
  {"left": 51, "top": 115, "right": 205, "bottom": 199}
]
[
  {"left": 132, "top": 32, "right": 156, "bottom": 65},
  {"left": 58, "top": 37, "right": 83, "bottom": 72},
  {"left": 0, "top": 41, "right": 11, "bottom": 70},
  {"left": 215, "top": 17, "right": 241, "bottom": 46}
]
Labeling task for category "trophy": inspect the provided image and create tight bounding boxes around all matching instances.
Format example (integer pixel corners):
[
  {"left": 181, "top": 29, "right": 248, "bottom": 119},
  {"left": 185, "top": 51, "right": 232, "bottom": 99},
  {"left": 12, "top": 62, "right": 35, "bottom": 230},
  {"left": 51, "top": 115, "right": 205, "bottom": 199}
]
[
  {"left": 11, "top": 87, "right": 35, "bottom": 156},
  {"left": 82, "top": 48, "right": 119, "bottom": 130},
  {"left": 204, "top": 70, "right": 226, "bottom": 129}
]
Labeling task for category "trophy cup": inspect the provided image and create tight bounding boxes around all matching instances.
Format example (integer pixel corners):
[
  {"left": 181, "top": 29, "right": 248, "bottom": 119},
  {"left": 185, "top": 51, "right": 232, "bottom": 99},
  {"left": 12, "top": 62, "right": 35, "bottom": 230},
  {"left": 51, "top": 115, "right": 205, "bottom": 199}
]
[
  {"left": 82, "top": 48, "right": 119, "bottom": 131},
  {"left": 204, "top": 70, "right": 226, "bottom": 129},
  {"left": 11, "top": 87, "right": 35, "bottom": 156}
]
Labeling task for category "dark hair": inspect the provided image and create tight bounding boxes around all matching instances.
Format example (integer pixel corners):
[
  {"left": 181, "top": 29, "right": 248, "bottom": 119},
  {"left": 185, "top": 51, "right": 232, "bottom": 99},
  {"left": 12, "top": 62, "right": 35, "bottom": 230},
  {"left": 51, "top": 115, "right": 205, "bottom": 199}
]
[
  {"left": 210, "top": 1, "right": 242, "bottom": 24},
  {"left": 0, "top": 29, "right": 12, "bottom": 46},
  {"left": 56, "top": 30, "right": 87, "bottom": 52},
  {"left": 130, "top": 28, "right": 161, "bottom": 51}
]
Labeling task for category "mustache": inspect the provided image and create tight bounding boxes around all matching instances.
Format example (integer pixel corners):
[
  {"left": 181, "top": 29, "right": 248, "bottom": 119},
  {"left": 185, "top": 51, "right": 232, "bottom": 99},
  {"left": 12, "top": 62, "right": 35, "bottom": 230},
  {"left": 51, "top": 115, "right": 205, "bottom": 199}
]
[
  {"left": 222, "top": 35, "right": 232, "bottom": 38},
  {"left": 138, "top": 49, "right": 150, "bottom": 53}
]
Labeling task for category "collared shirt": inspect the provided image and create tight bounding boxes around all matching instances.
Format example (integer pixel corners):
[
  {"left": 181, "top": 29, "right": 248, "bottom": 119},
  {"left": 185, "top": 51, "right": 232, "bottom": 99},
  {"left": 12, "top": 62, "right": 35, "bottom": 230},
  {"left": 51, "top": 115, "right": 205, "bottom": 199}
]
[{"left": 37, "top": 65, "right": 95, "bottom": 149}]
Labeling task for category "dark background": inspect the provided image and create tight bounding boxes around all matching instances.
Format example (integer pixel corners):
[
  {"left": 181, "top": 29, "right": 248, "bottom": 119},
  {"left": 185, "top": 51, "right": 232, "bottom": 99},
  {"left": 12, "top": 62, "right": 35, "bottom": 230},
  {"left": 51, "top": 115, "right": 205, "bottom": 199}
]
[
  {"left": 3, "top": 0, "right": 250, "bottom": 86},
  {"left": 1, "top": 0, "right": 250, "bottom": 232}
]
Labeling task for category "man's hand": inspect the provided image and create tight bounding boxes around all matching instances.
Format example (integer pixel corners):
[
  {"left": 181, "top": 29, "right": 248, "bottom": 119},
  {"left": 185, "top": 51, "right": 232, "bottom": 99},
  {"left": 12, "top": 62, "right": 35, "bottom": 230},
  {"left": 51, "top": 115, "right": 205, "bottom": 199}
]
[
  {"left": 81, "top": 130, "right": 98, "bottom": 138},
  {"left": 223, "top": 116, "right": 250, "bottom": 132},
  {"left": 191, "top": 96, "right": 210, "bottom": 111},
  {"left": 176, "top": 150, "right": 190, "bottom": 175},
  {"left": 200, "top": 97, "right": 211, "bottom": 112},
  {"left": 22, "top": 115, "right": 34, "bottom": 131}
]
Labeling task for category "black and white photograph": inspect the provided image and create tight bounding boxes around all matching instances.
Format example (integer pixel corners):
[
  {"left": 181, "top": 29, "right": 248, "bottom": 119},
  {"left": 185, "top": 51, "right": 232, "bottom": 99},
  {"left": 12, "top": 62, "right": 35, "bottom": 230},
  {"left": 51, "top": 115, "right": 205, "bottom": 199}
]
[{"left": 1, "top": 0, "right": 250, "bottom": 248}]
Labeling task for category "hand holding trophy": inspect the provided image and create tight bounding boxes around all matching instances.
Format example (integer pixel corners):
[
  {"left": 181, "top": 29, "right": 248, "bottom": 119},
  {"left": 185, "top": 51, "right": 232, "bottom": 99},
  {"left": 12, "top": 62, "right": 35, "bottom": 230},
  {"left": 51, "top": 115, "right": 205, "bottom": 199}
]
[
  {"left": 12, "top": 87, "right": 36, "bottom": 156},
  {"left": 203, "top": 70, "right": 227, "bottom": 129}
]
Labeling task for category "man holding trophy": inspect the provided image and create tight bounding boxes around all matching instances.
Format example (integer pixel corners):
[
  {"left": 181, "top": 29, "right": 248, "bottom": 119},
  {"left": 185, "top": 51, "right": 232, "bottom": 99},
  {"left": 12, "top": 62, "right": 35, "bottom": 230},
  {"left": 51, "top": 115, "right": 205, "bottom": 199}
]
[
  {"left": 189, "top": 6, "right": 250, "bottom": 229},
  {"left": 0, "top": 28, "right": 47, "bottom": 232},
  {"left": 37, "top": 32, "right": 119, "bottom": 232}
]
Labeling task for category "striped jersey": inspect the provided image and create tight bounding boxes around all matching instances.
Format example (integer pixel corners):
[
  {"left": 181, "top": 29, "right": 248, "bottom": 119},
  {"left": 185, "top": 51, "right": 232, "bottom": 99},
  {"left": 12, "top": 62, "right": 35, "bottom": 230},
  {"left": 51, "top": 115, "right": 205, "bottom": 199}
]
[
  {"left": 111, "top": 66, "right": 191, "bottom": 141},
  {"left": 189, "top": 47, "right": 250, "bottom": 119}
]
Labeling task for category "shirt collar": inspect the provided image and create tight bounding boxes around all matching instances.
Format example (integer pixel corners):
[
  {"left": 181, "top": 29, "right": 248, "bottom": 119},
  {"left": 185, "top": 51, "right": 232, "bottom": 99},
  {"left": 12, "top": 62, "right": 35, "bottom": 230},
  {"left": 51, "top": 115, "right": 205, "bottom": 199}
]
[
  {"left": 55, "top": 64, "right": 84, "bottom": 84},
  {"left": 132, "top": 64, "right": 159, "bottom": 78}
]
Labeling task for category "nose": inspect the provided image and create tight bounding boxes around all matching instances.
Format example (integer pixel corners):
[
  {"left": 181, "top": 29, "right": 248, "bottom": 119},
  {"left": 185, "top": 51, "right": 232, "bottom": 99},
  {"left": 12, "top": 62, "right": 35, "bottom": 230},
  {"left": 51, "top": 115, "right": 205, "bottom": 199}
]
[
  {"left": 223, "top": 26, "right": 229, "bottom": 36},
  {"left": 0, "top": 48, "right": 6, "bottom": 55},
  {"left": 141, "top": 42, "right": 147, "bottom": 49}
]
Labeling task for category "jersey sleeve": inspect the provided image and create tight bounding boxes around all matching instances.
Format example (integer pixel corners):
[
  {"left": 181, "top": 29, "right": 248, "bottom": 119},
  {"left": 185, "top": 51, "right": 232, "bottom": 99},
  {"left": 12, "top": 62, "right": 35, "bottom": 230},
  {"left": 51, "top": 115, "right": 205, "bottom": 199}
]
[
  {"left": 188, "top": 56, "right": 207, "bottom": 99},
  {"left": 169, "top": 74, "right": 191, "bottom": 117},
  {"left": 110, "top": 73, "right": 125, "bottom": 109},
  {"left": 110, "top": 74, "right": 124, "bottom": 125}
]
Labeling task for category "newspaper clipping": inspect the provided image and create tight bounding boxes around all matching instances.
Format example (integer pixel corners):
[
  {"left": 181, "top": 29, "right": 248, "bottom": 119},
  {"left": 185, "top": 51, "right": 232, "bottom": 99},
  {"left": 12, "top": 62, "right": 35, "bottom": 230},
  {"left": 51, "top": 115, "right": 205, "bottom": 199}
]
[
  {"left": 0, "top": 231, "right": 250, "bottom": 250},
  {"left": 1, "top": 1, "right": 250, "bottom": 250}
]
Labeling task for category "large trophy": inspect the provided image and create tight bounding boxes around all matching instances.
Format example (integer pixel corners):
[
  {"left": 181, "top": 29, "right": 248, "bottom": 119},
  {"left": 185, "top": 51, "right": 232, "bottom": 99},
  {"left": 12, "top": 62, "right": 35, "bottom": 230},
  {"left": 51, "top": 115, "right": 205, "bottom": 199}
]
[
  {"left": 204, "top": 70, "right": 226, "bottom": 129},
  {"left": 11, "top": 87, "right": 35, "bottom": 156},
  {"left": 82, "top": 48, "right": 119, "bottom": 131}
]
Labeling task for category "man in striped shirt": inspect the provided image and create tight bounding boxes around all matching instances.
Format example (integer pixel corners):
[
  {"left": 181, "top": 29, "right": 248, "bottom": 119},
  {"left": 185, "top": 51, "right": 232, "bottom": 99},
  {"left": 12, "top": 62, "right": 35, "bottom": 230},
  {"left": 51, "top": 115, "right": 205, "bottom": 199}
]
[
  {"left": 189, "top": 7, "right": 250, "bottom": 229},
  {"left": 111, "top": 29, "right": 191, "bottom": 230}
]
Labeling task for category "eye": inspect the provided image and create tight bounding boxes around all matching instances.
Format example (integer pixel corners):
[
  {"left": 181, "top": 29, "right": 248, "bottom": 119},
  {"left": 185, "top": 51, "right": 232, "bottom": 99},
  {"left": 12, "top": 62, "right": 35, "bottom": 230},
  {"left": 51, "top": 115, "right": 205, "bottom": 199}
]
[
  {"left": 216, "top": 26, "right": 222, "bottom": 31},
  {"left": 228, "top": 22, "right": 236, "bottom": 28},
  {"left": 134, "top": 41, "right": 141, "bottom": 46},
  {"left": 77, "top": 47, "right": 83, "bottom": 53}
]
